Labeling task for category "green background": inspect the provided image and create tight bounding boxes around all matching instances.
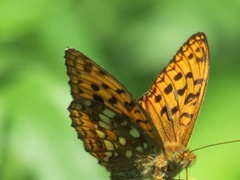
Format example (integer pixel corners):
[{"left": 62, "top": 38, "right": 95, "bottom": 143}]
[{"left": 1, "top": 1, "right": 240, "bottom": 180}]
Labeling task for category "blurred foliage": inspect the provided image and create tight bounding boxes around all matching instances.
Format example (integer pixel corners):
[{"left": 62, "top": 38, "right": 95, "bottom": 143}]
[{"left": 1, "top": 0, "right": 240, "bottom": 180}]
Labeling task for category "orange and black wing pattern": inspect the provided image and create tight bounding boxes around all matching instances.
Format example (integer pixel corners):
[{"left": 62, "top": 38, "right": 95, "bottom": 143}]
[{"left": 139, "top": 32, "right": 209, "bottom": 147}]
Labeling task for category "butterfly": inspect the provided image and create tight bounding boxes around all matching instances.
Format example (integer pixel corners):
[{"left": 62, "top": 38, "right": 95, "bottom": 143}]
[{"left": 65, "top": 32, "right": 209, "bottom": 180}]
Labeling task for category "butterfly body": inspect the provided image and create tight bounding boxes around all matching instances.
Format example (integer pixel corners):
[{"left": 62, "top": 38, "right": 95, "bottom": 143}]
[
  {"left": 65, "top": 32, "right": 209, "bottom": 180},
  {"left": 136, "top": 143, "right": 195, "bottom": 180}
]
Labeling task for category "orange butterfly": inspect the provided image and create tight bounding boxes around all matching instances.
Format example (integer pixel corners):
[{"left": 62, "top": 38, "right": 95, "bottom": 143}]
[{"left": 65, "top": 32, "right": 209, "bottom": 180}]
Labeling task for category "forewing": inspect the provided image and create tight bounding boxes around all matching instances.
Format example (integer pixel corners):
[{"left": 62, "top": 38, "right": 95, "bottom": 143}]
[
  {"left": 139, "top": 32, "right": 209, "bottom": 146},
  {"left": 65, "top": 49, "right": 161, "bottom": 175}
]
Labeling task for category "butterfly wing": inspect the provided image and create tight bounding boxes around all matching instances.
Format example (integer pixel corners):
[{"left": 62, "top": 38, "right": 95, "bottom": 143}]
[
  {"left": 65, "top": 49, "right": 163, "bottom": 177},
  {"left": 139, "top": 32, "right": 209, "bottom": 147}
]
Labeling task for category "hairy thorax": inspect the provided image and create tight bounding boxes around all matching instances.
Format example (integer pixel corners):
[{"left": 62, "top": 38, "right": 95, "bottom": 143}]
[{"left": 137, "top": 143, "right": 196, "bottom": 180}]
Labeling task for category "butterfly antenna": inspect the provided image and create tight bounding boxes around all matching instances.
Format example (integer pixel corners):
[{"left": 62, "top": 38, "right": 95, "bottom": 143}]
[{"left": 192, "top": 139, "right": 240, "bottom": 152}]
